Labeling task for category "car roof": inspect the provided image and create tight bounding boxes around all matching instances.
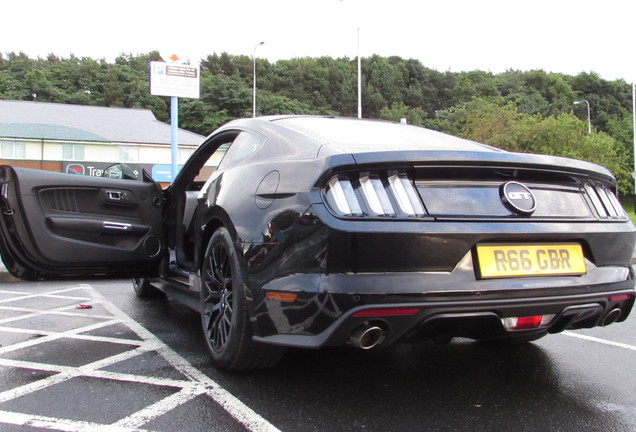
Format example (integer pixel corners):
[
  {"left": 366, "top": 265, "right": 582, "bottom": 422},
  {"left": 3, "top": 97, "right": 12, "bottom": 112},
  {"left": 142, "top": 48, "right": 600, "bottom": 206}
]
[
  {"left": 216, "top": 115, "right": 499, "bottom": 160},
  {"left": 268, "top": 116, "right": 500, "bottom": 155},
  {"left": 214, "top": 116, "right": 613, "bottom": 179}
]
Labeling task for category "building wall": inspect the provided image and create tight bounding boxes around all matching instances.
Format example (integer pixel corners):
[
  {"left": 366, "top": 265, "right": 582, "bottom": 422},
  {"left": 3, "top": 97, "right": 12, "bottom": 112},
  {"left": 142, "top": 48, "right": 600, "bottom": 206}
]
[
  {"left": 0, "top": 159, "right": 62, "bottom": 171},
  {"left": 0, "top": 137, "right": 223, "bottom": 186},
  {"left": 1, "top": 137, "right": 200, "bottom": 163}
]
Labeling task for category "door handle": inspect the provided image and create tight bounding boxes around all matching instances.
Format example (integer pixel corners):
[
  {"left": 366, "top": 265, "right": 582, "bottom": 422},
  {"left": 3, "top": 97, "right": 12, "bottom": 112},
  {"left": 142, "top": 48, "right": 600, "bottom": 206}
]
[
  {"left": 106, "top": 190, "right": 126, "bottom": 201},
  {"left": 103, "top": 221, "right": 132, "bottom": 232}
]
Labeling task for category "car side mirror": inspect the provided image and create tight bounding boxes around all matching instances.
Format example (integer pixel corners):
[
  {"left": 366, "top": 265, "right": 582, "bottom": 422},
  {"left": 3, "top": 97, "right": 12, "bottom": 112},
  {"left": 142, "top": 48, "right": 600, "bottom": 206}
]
[{"left": 103, "top": 164, "right": 140, "bottom": 181}]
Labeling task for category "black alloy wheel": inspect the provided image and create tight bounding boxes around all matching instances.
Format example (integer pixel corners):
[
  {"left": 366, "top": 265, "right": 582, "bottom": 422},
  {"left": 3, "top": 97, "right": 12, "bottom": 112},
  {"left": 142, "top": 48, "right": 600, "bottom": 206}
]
[
  {"left": 200, "top": 227, "right": 285, "bottom": 370},
  {"left": 202, "top": 234, "right": 234, "bottom": 353}
]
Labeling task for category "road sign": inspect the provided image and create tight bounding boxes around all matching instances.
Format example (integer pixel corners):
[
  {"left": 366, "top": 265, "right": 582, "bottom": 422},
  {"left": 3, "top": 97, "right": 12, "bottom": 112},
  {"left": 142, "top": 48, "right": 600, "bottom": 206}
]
[{"left": 149, "top": 61, "right": 200, "bottom": 99}]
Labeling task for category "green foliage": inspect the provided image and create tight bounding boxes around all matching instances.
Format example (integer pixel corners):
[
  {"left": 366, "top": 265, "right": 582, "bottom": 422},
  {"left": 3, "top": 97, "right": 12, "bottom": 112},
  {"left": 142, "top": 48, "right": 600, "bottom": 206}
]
[
  {"left": 179, "top": 74, "right": 251, "bottom": 134},
  {"left": 379, "top": 102, "right": 425, "bottom": 126},
  {"left": 1, "top": 51, "right": 634, "bottom": 195},
  {"left": 258, "top": 91, "right": 329, "bottom": 116},
  {"left": 452, "top": 99, "right": 632, "bottom": 194},
  {"left": 448, "top": 98, "right": 533, "bottom": 152},
  {"left": 567, "top": 72, "right": 632, "bottom": 131},
  {"left": 495, "top": 70, "right": 578, "bottom": 117}
]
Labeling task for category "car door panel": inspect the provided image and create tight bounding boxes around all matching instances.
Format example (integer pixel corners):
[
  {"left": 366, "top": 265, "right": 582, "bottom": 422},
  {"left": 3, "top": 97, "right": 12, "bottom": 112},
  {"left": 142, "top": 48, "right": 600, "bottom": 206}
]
[{"left": 0, "top": 166, "right": 163, "bottom": 279}]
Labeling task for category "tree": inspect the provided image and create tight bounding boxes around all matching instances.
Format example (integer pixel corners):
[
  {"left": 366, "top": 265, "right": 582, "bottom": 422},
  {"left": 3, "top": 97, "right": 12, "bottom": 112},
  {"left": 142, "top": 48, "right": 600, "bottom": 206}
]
[
  {"left": 494, "top": 70, "right": 577, "bottom": 117},
  {"left": 179, "top": 99, "right": 232, "bottom": 135},
  {"left": 452, "top": 70, "right": 498, "bottom": 101},
  {"left": 379, "top": 102, "right": 425, "bottom": 126},
  {"left": 452, "top": 98, "right": 631, "bottom": 194},
  {"left": 1, "top": 51, "right": 633, "bottom": 195},
  {"left": 178, "top": 74, "right": 251, "bottom": 134},
  {"left": 364, "top": 55, "right": 408, "bottom": 109},
  {"left": 450, "top": 98, "right": 536, "bottom": 152},
  {"left": 567, "top": 72, "right": 632, "bottom": 131},
  {"left": 258, "top": 92, "right": 325, "bottom": 116}
]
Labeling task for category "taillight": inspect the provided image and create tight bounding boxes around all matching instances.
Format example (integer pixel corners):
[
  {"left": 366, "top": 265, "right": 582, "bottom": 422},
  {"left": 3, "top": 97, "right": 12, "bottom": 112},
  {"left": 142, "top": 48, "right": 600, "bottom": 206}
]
[
  {"left": 501, "top": 314, "right": 555, "bottom": 331},
  {"left": 388, "top": 173, "right": 426, "bottom": 216},
  {"left": 609, "top": 294, "right": 632, "bottom": 302},
  {"left": 327, "top": 177, "right": 362, "bottom": 215},
  {"left": 324, "top": 170, "right": 427, "bottom": 218},
  {"left": 360, "top": 174, "right": 393, "bottom": 215},
  {"left": 585, "top": 183, "right": 627, "bottom": 220}
]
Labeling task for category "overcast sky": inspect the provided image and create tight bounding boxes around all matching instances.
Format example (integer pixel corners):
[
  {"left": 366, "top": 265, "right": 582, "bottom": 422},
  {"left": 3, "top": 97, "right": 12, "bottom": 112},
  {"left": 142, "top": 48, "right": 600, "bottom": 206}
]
[{"left": 2, "top": 0, "right": 634, "bottom": 82}]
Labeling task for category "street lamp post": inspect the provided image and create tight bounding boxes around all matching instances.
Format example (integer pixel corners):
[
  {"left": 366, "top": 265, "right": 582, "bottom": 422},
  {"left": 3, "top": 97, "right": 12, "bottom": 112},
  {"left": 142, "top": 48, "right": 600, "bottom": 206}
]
[
  {"left": 632, "top": 83, "right": 636, "bottom": 213},
  {"left": 253, "top": 41, "right": 264, "bottom": 118},
  {"left": 357, "top": 27, "right": 361, "bottom": 119},
  {"left": 573, "top": 100, "right": 592, "bottom": 133}
]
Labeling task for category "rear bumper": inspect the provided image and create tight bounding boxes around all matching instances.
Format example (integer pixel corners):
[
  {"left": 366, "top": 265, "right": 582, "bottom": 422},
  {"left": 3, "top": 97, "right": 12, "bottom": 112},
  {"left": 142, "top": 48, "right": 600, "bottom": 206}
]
[
  {"left": 250, "top": 248, "right": 634, "bottom": 348},
  {"left": 253, "top": 288, "right": 635, "bottom": 348}
]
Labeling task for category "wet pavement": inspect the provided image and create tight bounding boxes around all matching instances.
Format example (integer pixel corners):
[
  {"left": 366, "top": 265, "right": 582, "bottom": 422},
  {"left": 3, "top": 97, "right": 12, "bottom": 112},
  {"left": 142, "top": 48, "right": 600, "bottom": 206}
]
[
  {"left": 0, "top": 282, "right": 271, "bottom": 432},
  {"left": 0, "top": 279, "right": 635, "bottom": 432}
]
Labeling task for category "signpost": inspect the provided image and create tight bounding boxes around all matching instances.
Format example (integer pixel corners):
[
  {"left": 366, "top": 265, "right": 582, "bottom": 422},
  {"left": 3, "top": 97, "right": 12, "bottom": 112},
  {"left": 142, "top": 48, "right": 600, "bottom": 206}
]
[
  {"left": 149, "top": 61, "right": 200, "bottom": 99},
  {"left": 149, "top": 55, "right": 200, "bottom": 181}
]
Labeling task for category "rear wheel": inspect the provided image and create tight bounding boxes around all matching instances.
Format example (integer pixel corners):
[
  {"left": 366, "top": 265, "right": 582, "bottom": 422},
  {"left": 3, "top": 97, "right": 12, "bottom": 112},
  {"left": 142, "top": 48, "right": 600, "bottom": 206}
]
[
  {"left": 200, "top": 227, "right": 285, "bottom": 371},
  {"left": 132, "top": 277, "right": 160, "bottom": 297}
]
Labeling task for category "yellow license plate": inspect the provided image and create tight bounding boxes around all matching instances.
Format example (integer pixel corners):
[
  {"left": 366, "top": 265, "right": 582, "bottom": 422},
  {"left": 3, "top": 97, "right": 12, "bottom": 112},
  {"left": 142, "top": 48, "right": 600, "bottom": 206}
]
[{"left": 476, "top": 244, "right": 586, "bottom": 278}]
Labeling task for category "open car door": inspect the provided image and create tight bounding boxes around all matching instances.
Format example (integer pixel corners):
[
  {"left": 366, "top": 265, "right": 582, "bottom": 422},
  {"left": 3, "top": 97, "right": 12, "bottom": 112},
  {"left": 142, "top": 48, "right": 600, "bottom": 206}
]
[{"left": 0, "top": 166, "right": 164, "bottom": 280}]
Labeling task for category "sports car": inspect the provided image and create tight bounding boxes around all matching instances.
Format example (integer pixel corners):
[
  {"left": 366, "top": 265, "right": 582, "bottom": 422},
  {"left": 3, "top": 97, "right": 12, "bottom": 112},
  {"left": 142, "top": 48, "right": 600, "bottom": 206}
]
[{"left": 1, "top": 115, "right": 635, "bottom": 371}]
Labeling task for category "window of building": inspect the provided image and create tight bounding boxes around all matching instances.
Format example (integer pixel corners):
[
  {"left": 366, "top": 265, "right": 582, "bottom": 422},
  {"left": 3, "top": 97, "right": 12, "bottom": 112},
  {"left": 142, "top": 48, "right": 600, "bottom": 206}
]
[
  {"left": 0, "top": 140, "right": 26, "bottom": 159},
  {"left": 62, "top": 143, "right": 85, "bottom": 161},
  {"left": 118, "top": 145, "right": 139, "bottom": 162}
]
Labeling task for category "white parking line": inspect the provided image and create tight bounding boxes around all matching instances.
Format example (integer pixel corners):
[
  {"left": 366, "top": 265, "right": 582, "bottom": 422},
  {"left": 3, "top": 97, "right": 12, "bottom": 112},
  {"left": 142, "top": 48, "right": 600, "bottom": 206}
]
[
  {"left": 0, "top": 410, "right": 151, "bottom": 432},
  {"left": 0, "top": 289, "right": 30, "bottom": 295},
  {"left": 562, "top": 331, "right": 636, "bottom": 352},
  {"left": 0, "top": 283, "right": 281, "bottom": 432},
  {"left": 0, "top": 286, "right": 91, "bottom": 304}
]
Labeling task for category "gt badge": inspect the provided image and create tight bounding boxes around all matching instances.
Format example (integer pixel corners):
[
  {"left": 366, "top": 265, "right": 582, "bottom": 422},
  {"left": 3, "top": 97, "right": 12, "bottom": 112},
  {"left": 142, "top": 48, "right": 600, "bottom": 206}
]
[{"left": 500, "top": 181, "right": 536, "bottom": 216}]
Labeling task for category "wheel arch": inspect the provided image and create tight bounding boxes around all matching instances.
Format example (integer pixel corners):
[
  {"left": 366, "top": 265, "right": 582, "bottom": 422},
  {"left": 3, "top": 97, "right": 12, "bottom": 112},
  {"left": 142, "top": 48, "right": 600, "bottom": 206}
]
[
  {"left": 197, "top": 213, "right": 285, "bottom": 369},
  {"left": 196, "top": 205, "right": 243, "bottom": 273}
]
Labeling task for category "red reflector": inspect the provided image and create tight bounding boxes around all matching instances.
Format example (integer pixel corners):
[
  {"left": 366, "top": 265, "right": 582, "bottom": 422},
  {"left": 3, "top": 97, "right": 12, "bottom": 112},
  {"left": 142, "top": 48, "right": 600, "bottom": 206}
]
[
  {"left": 610, "top": 294, "right": 632, "bottom": 302},
  {"left": 514, "top": 316, "right": 543, "bottom": 330},
  {"left": 352, "top": 308, "right": 420, "bottom": 318}
]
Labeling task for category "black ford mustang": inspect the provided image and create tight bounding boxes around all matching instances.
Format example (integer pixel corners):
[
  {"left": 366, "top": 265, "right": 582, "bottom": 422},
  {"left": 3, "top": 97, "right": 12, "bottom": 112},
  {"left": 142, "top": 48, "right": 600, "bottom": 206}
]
[{"left": 1, "top": 115, "right": 634, "bottom": 370}]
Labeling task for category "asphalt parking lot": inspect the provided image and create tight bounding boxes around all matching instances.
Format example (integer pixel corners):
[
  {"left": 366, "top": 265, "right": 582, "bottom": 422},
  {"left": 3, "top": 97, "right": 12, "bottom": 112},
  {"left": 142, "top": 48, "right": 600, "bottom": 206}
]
[
  {"left": 0, "top": 280, "right": 270, "bottom": 432},
  {"left": 1, "top": 276, "right": 635, "bottom": 432}
]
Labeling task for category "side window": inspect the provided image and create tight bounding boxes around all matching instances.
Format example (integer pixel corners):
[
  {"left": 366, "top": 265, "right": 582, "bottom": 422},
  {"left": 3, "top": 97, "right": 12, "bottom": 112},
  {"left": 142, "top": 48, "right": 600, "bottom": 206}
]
[
  {"left": 218, "top": 132, "right": 264, "bottom": 169},
  {"left": 192, "top": 143, "right": 230, "bottom": 182}
]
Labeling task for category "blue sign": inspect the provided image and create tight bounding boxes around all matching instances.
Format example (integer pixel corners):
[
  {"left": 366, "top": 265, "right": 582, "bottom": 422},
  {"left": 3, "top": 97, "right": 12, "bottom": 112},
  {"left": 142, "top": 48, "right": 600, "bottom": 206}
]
[{"left": 152, "top": 164, "right": 183, "bottom": 182}]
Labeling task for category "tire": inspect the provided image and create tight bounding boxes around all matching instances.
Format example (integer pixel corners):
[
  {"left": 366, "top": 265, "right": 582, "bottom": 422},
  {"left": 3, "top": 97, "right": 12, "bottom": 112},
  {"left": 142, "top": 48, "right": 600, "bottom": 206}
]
[
  {"left": 200, "top": 227, "right": 285, "bottom": 371},
  {"left": 132, "top": 277, "right": 160, "bottom": 297}
]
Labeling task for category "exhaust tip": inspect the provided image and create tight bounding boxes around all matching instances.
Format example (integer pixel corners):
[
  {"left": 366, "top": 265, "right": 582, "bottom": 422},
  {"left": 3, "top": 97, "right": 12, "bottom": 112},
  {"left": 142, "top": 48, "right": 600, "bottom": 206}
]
[
  {"left": 350, "top": 325, "right": 385, "bottom": 350},
  {"left": 602, "top": 308, "right": 621, "bottom": 326}
]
